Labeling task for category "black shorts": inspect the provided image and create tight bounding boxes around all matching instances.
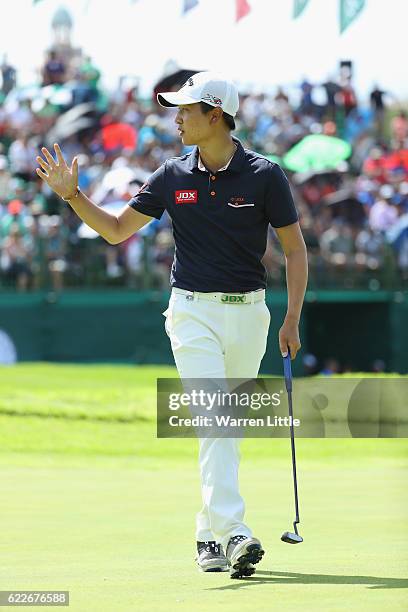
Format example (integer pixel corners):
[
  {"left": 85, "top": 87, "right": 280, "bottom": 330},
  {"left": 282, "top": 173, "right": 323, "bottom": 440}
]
[{"left": 5, "top": 261, "right": 32, "bottom": 280}]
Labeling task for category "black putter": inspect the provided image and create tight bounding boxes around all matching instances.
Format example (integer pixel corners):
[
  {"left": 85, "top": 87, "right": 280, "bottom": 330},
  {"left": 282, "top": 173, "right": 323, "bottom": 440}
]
[{"left": 281, "top": 348, "right": 303, "bottom": 544}]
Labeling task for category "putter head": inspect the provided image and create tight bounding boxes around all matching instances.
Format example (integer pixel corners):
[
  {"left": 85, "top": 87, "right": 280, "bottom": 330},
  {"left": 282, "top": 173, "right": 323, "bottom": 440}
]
[{"left": 281, "top": 531, "right": 303, "bottom": 544}]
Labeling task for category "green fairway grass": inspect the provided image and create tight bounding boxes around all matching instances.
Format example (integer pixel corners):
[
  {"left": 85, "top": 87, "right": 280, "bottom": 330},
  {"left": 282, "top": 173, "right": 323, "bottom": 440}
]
[{"left": 0, "top": 365, "right": 407, "bottom": 611}]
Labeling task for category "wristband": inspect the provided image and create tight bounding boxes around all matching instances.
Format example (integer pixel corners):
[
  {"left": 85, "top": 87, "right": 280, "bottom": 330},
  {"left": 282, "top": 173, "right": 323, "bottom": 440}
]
[{"left": 61, "top": 186, "right": 81, "bottom": 202}]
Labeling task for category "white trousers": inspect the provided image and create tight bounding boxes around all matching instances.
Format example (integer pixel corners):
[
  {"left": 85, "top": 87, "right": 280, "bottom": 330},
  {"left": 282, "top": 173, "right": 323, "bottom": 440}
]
[{"left": 163, "top": 288, "right": 270, "bottom": 550}]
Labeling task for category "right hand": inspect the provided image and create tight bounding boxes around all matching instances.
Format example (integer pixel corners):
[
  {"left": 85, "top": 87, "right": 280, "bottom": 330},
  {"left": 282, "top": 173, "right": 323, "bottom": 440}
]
[{"left": 36, "top": 143, "right": 78, "bottom": 200}]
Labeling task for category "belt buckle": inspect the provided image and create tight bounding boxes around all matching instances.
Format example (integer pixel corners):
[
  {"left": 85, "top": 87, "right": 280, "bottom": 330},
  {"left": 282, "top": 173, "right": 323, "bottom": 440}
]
[{"left": 220, "top": 293, "right": 246, "bottom": 304}]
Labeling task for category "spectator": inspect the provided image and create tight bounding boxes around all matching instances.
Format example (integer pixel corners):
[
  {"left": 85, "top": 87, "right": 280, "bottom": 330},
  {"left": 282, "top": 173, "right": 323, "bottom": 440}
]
[
  {"left": 6, "top": 99, "right": 33, "bottom": 133},
  {"left": 24, "top": 215, "right": 43, "bottom": 290},
  {"left": 42, "top": 50, "right": 66, "bottom": 86},
  {"left": 105, "top": 244, "right": 124, "bottom": 279},
  {"left": 8, "top": 134, "right": 37, "bottom": 182},
  {"left": 371, "top": 359, "right": 386, "bottom": 373},
  {"left": 320, "top": 358, "right": 340, "bottom": 375},
  {"left": 319, "top": 219, "right": 356, "bottom": 287},
  {"left": 391, "top": 110, "right": 408, "bottom": 149},
  {"left": 370, "top": 84, "right": 388, "bottom": 142},
  {"left": 123, "top": 234, "right": 143, "bottom": 288},
  {"left": 44, "top": 216, "right": 67, "bottom": 291},
  {"left": 368, "top": 185, "right": 398, "bottom": 232},
  {"left": 302, "top": 353, "right": 318, "bottom": 376},
  {"left": 362, "top": 147, "right": 388, "bottom": 184},
  {"left": 322, "top": 74, "right": 341, "bottom": 121},
  {"left": 274, "top": 87, "right": 290, "bottom": 116},
  {"left": 152, "top": 229, "right": 174, "bottom": 289},
  {"left": 79, "top": 56, "right": 101, "bottom": 91},
  {"left": 393, "top": 181, "right": 408, "bottom": 212},
  {"left": 299, "top": 77, "right": 315, "bottom": 116},
  {"left": 355, "top": 225, "right": 385, "bottom": 270},
  {"left": 1, "top": 55, "right": 16, "bottom": 96},
  {"left": 71, "top": 70, "right": 97, "bottom": 106},
  {"left": 396, "top": 231, "right": 408, "bottom": 281},
  {"left": 320, "top": 219, "right": 355, "bottom": 265},
  {"left": 1, "top": 199, "right": 29, "bottom": 239},
  {"left": 337, "top": 77, "right": 358, "bottom": 117},
  {"left": 0, "top": 223, "right": 33, "bottom": 291},
  {"left": 0, "top": 155, "right": 11, "bottom": 201}
]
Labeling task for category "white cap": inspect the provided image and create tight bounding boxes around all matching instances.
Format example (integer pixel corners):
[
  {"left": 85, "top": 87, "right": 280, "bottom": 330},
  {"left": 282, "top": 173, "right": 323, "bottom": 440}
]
[
  {"left": 379, "top": 184, "right": 394, "bottom": 200},
  {"left": 157, "top": 71, "right": 239, "bottom": 118}
]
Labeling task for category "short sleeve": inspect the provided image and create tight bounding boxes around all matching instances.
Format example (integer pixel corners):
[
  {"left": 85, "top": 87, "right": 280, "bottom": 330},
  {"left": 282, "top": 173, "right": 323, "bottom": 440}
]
[
  {"left": 264, "top": 164, "right": 299, "bottom": 228},
  {"left": 128, "top": 163, "right": 166, "bottom": 220}
]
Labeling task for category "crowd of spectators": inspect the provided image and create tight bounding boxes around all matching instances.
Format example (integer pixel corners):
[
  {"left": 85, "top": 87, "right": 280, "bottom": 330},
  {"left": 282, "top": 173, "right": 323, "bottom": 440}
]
[{"left": 0, "top": 48, "right": 407, "bottom": 293}]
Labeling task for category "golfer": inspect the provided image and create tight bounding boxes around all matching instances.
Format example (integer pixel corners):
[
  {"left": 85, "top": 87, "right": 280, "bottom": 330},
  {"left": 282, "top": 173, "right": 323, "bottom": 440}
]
[{"left": 36, "top": 72, "right": 308, "bottom": 579}]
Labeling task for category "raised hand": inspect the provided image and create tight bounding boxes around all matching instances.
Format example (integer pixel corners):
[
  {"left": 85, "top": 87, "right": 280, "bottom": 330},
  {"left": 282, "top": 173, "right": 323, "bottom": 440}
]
[{"left": 36, "top": 143, "right": 78, "bottom": 200}]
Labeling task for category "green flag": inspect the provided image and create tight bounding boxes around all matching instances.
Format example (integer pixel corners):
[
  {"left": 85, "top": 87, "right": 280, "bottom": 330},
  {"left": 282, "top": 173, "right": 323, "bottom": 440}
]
[
  {"left": 293, "top": 0, "right": 310, "bottom": 18},
  {"left": 339, "top": 0, "right": 365, "bottom": 33}
]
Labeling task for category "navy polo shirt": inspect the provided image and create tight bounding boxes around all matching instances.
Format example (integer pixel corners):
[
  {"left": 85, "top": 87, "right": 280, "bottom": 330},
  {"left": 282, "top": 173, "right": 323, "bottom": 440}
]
[{"left": 128, "top": 137, "right": 298, "bottom": 292}]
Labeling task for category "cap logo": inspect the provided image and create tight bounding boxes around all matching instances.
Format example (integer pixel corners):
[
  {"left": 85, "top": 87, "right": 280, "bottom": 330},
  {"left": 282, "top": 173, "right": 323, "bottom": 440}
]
[
  {"left": 202, "top": 93, "right": 222, "bottom": 105},
  {"left": 183, "top": 77, "right": 194, "bottom": 87}
]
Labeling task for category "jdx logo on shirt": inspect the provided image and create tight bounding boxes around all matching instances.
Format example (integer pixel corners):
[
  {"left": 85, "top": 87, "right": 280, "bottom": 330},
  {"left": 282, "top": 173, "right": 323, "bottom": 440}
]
[
  {"left": 227, "top": 196, "right": 254, "bottom": 208},
  {"left": 175, "top": 190, "right": 198, "bottom": 204}
]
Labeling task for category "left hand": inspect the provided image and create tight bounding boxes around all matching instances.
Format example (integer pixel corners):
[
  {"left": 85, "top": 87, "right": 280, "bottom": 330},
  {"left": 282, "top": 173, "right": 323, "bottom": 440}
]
[{"left": 279, "top": 317, "right": 301, "bottom": 360}]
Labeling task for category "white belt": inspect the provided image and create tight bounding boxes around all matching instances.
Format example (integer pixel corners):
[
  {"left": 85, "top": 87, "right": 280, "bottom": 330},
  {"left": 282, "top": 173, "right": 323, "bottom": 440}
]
[{"left": 172, "top": 287, "right": 265, "bottom": 304}]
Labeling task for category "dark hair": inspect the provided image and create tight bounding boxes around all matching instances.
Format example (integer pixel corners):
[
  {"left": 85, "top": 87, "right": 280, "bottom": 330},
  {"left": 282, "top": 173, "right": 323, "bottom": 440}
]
[{"left": 199, "top": 102, "right": 236, "bottom": 131}]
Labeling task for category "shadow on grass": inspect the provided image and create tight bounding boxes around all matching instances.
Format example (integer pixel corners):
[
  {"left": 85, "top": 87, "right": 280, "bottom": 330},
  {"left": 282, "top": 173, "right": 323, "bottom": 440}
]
[{"left": 206, "top": 570, "right": 408, "bottom": 590}]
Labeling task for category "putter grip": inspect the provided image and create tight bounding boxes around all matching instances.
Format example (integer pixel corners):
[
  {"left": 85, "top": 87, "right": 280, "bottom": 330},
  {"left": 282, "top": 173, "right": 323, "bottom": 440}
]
[{"left": 283, "top": 350, "right": 292, "bottom": 392}]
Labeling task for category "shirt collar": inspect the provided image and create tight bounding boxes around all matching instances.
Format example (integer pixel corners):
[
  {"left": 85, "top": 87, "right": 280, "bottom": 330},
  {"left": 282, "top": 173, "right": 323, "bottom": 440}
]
[
  {"left": 187, "top": 136, "right": 246, "bottom": 173},
  {"left": 197, "top": 148, "right": 237, "bottom": 172},
  {"left": 197, "top": 142, "right": 237, "bottom": 172}
]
